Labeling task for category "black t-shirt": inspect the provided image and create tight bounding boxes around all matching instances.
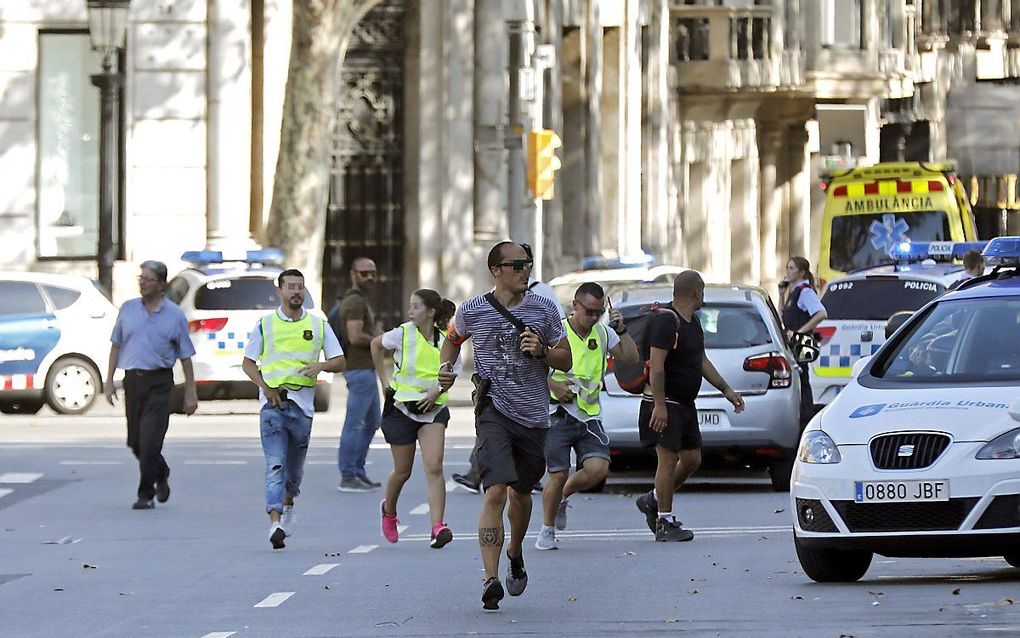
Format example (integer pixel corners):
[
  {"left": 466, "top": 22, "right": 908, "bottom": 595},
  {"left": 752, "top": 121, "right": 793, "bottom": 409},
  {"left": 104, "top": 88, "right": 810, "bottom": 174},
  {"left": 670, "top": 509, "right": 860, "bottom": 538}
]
[{"left": 647, "top": 308, "right": 704, "bottom": 404}]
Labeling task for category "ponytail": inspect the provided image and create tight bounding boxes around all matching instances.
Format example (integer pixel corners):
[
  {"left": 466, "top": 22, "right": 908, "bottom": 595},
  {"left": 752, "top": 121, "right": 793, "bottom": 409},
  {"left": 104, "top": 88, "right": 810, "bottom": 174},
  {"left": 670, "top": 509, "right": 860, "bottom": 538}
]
[{"left": 413, "top": 288, "right": 457, "bottom": 346}]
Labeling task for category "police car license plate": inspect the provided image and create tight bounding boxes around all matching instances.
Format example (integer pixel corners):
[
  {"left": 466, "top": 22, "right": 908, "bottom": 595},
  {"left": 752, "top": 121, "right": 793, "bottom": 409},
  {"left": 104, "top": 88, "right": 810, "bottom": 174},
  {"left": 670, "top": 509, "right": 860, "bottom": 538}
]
[
  {"left": 854, "top": 480, "right": 949, "bottom": 503},
  {"left": 697, "top": 410, "right": 729, "bottom": 430}
]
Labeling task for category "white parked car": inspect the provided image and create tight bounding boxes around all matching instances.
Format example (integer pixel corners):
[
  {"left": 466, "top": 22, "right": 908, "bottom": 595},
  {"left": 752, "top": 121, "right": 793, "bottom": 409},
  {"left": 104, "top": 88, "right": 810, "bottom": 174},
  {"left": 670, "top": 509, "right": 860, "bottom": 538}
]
[
  {"left": 0, "top": 272, "right": 119, "bottom": 414},
  {"left": 548, "top": 265, "right": 688, "bottom": 315},
  {"left": 791, "top": 237, "right": 1020, "bottom": 582},
  {"left": 165, "top": 250, "right": 333, "bottom": 413}
]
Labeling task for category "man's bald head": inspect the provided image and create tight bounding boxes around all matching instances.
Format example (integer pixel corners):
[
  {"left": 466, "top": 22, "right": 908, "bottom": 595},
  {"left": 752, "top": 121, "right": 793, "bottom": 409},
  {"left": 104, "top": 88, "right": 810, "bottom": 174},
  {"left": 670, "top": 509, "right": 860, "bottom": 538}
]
[{"left": 673, "top": 270, "right": 704, "bottom": 299}]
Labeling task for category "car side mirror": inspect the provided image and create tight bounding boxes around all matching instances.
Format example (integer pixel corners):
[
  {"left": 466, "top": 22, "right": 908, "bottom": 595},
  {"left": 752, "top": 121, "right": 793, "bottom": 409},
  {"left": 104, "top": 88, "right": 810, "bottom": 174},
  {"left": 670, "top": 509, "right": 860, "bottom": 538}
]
[
  {"left": 851, "top": 355, "right": 872, "bottom": 378},
  {"left": 790, "top": 332, "right": 820, "bottom": 363},
  {"left": 885, "top": 311, "right": 913, "bottom": 339}
]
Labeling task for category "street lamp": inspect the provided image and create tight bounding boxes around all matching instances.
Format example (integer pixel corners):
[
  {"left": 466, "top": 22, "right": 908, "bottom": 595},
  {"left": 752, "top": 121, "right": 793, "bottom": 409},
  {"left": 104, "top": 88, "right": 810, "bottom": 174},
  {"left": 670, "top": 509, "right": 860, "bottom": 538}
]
[{"left": 85, "top": 0, "right": 130, "bottom": 294}]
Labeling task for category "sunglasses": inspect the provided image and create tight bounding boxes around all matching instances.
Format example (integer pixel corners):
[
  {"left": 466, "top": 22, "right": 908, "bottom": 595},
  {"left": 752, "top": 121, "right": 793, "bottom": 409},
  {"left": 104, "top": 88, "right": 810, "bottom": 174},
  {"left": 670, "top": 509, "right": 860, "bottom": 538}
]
[
  {"left": 573, "top": 301, "right": 605, "bottom": 318},
  {"left": 496, "top": 260, "right": 534, "bottom": 272}
]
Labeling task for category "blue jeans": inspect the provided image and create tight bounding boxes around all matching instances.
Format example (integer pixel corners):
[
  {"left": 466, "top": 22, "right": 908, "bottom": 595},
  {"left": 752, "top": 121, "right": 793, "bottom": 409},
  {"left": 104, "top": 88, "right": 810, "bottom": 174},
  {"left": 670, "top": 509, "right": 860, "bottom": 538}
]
[
  {"left": 260, "top": 401, "right": 312, "bottom": 514},
  {"left": 338, "top": 368, "right": 381, "bottom": 479}
]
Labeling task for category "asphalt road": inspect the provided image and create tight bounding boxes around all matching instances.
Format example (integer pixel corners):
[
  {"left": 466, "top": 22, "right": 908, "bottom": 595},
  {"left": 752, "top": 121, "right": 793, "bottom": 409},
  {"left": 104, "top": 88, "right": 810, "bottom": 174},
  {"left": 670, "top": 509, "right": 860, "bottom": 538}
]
[{"left": 2, "top": 394, "right": 1019, "bottom": 637}]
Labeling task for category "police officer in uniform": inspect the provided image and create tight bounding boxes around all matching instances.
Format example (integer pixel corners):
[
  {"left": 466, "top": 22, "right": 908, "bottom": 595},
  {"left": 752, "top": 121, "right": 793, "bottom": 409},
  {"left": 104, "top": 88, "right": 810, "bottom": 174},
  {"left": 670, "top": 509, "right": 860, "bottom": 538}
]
[
  {"left": 242, "top": 269, "right": 345, "bottom": 549},
  {"left": 780, "top": 257, "right": 827, "bottom": 426},
  {"left": 535, "top": 282, "right": 638, "bottom": 550}
]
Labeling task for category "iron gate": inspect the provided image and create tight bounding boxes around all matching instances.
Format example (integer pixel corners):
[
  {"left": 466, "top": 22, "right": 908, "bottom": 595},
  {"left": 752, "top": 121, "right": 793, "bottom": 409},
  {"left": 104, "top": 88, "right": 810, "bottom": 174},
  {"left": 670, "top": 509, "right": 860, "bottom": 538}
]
[{"left": 323, "top": 0, "right": 406, "bottom": 329}]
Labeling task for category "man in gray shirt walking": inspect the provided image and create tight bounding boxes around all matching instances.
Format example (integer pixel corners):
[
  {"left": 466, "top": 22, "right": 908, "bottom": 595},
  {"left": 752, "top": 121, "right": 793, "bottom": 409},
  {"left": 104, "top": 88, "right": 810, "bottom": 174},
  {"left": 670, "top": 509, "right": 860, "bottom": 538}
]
[{"left": 104, "top": 260, "right": 197, "bottom": 510}]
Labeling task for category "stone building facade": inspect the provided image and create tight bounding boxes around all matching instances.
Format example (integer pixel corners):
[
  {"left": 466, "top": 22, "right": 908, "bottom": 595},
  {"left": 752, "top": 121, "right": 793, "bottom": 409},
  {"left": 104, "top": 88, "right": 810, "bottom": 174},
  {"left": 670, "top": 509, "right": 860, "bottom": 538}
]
[{"left": 2, "top": 0, "right": 1019, "bottom": 319}]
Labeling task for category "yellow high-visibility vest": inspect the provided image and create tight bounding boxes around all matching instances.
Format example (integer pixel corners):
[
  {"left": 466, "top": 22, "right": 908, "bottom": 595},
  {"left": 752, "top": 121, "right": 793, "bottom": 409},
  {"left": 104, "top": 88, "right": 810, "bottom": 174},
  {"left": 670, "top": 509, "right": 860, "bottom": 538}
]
[
  {"left": 550, "top": 319, "right": 607, "bottom": 417},
  {"left": 391, "top": 322, "right": 448, "bottom": 407},
  {"left": 259, "top": 312, "right": 323, "bottom": 389}
]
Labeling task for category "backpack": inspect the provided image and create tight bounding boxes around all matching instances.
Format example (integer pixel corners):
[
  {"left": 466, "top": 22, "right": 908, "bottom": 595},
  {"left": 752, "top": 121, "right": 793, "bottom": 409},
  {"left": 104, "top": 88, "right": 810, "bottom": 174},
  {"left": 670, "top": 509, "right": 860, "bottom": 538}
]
[{"left": 613, "top": 301, "right": 681, "bottom": 394}]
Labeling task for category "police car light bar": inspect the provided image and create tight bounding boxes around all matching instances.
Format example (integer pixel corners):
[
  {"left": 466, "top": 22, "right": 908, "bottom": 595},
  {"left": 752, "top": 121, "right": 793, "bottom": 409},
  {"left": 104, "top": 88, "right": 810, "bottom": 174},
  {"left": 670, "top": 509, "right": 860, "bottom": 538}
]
[
  {"left": 981, "top": 236, "right": 1020, "bottom": 267},
  {"left": 891, "top": 241, "right": 988, "bottom": 263},
  {"left": 181, "top": 248, "right": 285, "bottom": 267}
]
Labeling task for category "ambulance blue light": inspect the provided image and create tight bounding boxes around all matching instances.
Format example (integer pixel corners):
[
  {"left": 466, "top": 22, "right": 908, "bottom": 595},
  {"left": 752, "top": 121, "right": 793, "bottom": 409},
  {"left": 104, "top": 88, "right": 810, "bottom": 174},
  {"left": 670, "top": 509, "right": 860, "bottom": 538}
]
[
  {"left": 981, "top": 236, "right": 1020, "bottom": 267},
  {"left": 181, "top": 250, "right": 224, "bottom": 266}
]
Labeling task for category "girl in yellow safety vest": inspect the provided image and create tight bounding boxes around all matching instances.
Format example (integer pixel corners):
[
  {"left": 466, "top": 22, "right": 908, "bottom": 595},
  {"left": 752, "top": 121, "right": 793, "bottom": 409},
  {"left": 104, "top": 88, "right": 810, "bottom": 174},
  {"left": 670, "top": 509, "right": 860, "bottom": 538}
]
[{"left": 370, "top": 289, "right": 458, "bottom": 548}]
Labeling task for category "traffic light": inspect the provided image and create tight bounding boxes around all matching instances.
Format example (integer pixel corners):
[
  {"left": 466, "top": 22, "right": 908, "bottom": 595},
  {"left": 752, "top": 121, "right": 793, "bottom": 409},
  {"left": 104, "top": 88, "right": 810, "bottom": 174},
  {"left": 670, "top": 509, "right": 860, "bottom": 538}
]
[{"left": 526, "top": 129, "right": 561, "bottom": 200}]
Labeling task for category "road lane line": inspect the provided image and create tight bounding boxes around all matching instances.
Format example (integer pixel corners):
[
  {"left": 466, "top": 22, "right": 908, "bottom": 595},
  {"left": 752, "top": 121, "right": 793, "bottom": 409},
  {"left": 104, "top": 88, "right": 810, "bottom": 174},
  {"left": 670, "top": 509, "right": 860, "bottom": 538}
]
[
  {"left": 395, "top": 525, "right": 792, "bottom": 542},
  {"left": 0, "top": 489, "right": 13, "bottom": 499},
  {"left": 200, "top": 633, "right": 236, "bottom": 638},
  {"left": 0, "top": 473, "right": 43, "bottom": 483},
  {"left": 409, "top": 503, "right": 429, "bottom": 515},
  {"left": 397, "top": 524, "right": 408, "bottom": 534},
  {"left": 303, "top": 563, "right": 340, "bottom": 576},
  {"left": 254, "top": 592, "right": 294, "bottom": 608},
  {"left": 59, "top": 461, "right": 123, "bottom": 465},
  {"left": 348, "top": 545, "right": 377, "bottom": 554}
]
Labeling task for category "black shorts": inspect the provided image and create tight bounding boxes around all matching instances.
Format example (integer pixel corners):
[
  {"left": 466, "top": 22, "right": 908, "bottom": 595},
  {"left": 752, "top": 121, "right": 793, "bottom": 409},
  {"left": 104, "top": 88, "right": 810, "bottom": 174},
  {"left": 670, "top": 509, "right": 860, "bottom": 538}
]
[
  {"left": 380, "top": 407, "right": 450, "bottom": 446},
  {"left": 638, "top": 399, "right": 702, "bottom": 452},
  {"left": 475, "top": 404, "right": 548, "bottom": 495}
]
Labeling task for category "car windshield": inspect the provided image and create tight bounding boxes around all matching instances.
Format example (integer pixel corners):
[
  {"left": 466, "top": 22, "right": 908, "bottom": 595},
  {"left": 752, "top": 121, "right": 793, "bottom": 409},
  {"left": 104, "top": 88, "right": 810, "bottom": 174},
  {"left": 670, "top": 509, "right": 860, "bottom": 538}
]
[
  {"left": 822, "top": 278, "right": 945, "bottom": 321},
  {"left": 873, "top": 298, "right": 1020, "bottom": 381},
  {"left": 194, "top": 277, "right": 313, "bottom": 310},
  {"left": 829, "top": 211, "right": 951, "bottom": 272},
  {"left": 698, "top": 304, "right": 772, "bottom": 348}
]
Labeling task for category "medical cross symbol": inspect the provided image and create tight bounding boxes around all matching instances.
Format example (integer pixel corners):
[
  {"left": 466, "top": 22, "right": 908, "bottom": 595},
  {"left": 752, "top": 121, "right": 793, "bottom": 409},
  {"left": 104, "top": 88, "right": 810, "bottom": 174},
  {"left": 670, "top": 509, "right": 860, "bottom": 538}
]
[{"left": 868, "top": 214, "right": 910, "bottom": 256}]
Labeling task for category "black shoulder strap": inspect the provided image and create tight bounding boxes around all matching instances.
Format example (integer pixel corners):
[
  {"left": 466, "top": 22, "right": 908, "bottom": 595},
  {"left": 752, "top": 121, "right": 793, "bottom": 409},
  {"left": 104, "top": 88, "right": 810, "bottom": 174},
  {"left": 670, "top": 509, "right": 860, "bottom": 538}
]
[
  {"left": 484, "top": 292, "right": 527, "bottom": 332},
  {"left": 528, "top": 280, "right": 540, "bottom": 290}
]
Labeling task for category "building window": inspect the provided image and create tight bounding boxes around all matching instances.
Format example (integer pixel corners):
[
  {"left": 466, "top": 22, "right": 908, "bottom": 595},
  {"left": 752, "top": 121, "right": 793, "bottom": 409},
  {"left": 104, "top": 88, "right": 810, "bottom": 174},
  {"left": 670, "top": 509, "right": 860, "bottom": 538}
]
[
  {"left": 819, "top": 0, "right": 862, "bottom": 50},
  {"left": 37, "top": 31, "right": 121, "bottom": 259}
]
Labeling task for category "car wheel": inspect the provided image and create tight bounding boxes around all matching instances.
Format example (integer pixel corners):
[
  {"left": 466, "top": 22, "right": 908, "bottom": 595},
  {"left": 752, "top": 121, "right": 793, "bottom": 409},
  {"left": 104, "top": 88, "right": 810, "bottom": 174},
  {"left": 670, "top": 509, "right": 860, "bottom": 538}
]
[
  {"left": 0, "top": 399, "right": 45, "bottom": 415},
  {"left": 45, "top": 357, "right": 100, "bottom": 415},
  {"left": 794, "top": 535, "right": 872, "bottom": 582},
  {"left": 768, "top": 458, "right": 794, "bottom": 492},
  {"left": 313, "top": 384, "right": 331, "bottom": 413},
  {"left": 1004, "top": 550, "right": 1020, "bottom": 568}
]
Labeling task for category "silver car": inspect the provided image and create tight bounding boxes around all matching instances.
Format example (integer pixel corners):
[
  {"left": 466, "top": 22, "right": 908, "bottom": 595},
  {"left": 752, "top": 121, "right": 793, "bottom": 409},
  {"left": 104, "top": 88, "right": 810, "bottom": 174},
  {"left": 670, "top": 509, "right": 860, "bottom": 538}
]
[{"left": 601, "top": 284, "right": 804, "bottom": 491}]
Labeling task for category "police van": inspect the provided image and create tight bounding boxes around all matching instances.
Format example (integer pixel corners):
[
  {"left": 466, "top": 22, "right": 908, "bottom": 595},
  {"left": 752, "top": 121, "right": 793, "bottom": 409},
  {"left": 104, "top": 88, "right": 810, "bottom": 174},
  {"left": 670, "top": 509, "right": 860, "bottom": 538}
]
[
  {"left": 809, "top": 241, "right": 986, "bottom": 408},
  {"left": 0, "top": 272, "right": 119, "bottom": 415},
  {"left": 791, "top": 236, "right": 1020, "bottom": 582},
  {"left": 165, "top": 249, "right": 333, "bottom": 413},
  {"left": 818, "top": 162, "right": 978, "bottom": 287}
]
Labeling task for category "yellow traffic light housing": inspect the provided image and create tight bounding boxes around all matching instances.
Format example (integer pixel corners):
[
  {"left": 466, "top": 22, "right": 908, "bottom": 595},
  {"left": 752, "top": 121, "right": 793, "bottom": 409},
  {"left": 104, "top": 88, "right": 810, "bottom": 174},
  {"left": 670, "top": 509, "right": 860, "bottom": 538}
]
[{"left": 527, "top": 129, "right": 562, "bottom": 200}]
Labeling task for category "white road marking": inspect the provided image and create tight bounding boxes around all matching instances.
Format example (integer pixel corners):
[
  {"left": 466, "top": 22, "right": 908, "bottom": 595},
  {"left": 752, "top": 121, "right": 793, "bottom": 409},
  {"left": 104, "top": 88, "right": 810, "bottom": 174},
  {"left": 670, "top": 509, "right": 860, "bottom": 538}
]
[
  {"left": 253, "top": 592, "right": 294, "bottom": 608},
  {"left": 183, "top": 460, "right": 247, "bottom": 465},
  {"left": 0, "top": 473, "right": 43, "bottom": 483},
  {"left": 58, "top": 461, "right": 123, "bottom": 465},
  {"left": 0, "top": 489, "right": 13, "bottom": 499},
  {"left": 397, "top": 525, "right": 408, "bottom": 534},
  {"left": 303, "top": 563, "right": 340, "bottom": 576},
  {"left": 200, "top": 633, "right": 236, "bottom": 638},
  {"left": 396, "top": 525, "right": 792, "bottom": 543},
  {"left": 409, "top": 503, "right": 429, "bottom": 515},
  {"left": 348, "top": 545, "right": 377, "bottom": 554}
]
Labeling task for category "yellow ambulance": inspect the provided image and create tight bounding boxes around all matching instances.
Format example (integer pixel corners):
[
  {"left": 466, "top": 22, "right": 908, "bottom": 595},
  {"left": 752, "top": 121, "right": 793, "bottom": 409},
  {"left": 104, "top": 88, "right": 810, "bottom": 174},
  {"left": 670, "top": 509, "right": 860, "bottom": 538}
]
[{"left": 818, "top": 162, "right": 978, "bottom": 286}]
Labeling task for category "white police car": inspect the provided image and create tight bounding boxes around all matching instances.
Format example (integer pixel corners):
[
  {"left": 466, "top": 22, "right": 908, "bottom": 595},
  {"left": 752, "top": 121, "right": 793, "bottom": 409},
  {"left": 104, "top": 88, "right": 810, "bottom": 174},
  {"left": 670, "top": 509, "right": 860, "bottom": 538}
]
[
  {"left": 791, "top": 237, "right": 1020, "bottom": 582},
  {"left": 0, "top": 272, "right": 119, "bottom": 415},
  {"left": 166, "top": 249, "right": 332, "bottom": 412},
  {"left": 810, "top": 241, "right": 987, "bottom": 407}
]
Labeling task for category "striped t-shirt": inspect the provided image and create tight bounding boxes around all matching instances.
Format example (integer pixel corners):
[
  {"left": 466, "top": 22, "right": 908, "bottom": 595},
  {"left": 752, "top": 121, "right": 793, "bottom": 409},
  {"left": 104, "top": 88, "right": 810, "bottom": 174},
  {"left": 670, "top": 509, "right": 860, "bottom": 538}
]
[{"left": 452, "top": 291, "right": 566, "bottom": 428}]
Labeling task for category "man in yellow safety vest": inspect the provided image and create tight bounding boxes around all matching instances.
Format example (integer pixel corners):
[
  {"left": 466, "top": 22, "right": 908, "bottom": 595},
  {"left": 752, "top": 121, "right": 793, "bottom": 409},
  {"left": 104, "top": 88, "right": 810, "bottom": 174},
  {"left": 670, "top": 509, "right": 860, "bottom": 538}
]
[
  {"left": 242, "top": 268, "right": 346, "bottom": 549},
  {"left": 535, "top": 282, "right": 638, "bottom": 550}
]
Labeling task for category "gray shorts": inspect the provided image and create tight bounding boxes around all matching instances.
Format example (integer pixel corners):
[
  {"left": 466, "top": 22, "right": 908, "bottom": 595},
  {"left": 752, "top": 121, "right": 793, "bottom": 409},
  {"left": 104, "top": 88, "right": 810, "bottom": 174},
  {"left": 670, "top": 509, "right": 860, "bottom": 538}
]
[
  {"left": 475, "top": 404, "right": 548, "bottom": 495},
  {"left": 545, "top": 407, "right": 611, "bottom": 473}
]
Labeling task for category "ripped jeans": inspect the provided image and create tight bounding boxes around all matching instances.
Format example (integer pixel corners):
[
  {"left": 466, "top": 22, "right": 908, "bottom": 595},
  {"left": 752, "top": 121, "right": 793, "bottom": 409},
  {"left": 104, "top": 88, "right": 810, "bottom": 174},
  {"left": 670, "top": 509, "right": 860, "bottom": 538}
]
[{"left": 260, "top": 400, "right": 313, "bottom": 514}]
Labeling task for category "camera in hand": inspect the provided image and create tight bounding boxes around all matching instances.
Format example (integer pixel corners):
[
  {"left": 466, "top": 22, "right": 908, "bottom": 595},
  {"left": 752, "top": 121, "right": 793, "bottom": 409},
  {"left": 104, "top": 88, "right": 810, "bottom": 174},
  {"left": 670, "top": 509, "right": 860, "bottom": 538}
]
[{"left": 519, "top": 326, "right": 545, "bottom": 359}]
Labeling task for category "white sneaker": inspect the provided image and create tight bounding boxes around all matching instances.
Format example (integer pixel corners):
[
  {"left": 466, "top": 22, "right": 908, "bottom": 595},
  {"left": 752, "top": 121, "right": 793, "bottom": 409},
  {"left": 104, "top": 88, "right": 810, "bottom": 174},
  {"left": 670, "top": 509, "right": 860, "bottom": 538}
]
[
  {"left": 269, "top": 522, "right": 286, "bottom": 549},
  {"left": 535, "top": 526, "right": 558, "bottom": 550},
  {"left": 281, "top": 505, "right": 295, "bottom": 537}
]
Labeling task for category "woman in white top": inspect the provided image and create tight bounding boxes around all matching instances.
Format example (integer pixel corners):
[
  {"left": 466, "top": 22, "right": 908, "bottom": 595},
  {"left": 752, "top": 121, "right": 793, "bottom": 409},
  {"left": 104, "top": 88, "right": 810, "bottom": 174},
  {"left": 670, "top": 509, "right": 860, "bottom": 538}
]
[{"left": 370, "top": 289, "right": 457, "bottom": 548}]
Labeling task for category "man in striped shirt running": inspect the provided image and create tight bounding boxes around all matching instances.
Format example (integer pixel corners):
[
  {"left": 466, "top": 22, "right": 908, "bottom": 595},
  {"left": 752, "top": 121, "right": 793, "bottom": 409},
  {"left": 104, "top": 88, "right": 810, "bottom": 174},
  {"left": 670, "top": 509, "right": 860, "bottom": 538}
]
[{"left": 439, "top": 241, "right": 571, "bottom": 612}]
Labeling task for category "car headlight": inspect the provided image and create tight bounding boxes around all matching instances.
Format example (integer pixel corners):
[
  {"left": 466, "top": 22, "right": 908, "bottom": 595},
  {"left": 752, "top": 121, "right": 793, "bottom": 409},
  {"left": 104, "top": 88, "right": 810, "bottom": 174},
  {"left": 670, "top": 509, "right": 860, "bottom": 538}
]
[
  {"left": 976, "top": 428, "right": 1020, "bottom": 460},
  {"left": 798, "top": 430, "right": 842, "bottom": 464}
]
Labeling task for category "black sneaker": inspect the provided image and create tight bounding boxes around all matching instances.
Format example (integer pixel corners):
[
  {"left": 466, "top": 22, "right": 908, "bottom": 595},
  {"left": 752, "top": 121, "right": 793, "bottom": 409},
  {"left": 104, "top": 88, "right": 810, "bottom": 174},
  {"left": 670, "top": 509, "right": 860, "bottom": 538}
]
[
  {"left": 131, "top": 498, "right": 154, "bottom": 510},
  {"left": 654, "top": 517, "right": 694, "bottom": 542},
  {"left": 505, "top": 552, "right": 528, "bottom": 596},
  {"left": 452, "top": 473, "right": 481, "bottom": 494},
  {"left": 481, "top": 577, "right": 504, "bottom": 612},
  {"left": 635, "top": 490, "right": 658, "bottom": 533},
  {"left": 155, "top": 477, "right": 170, "bottom": 503}
]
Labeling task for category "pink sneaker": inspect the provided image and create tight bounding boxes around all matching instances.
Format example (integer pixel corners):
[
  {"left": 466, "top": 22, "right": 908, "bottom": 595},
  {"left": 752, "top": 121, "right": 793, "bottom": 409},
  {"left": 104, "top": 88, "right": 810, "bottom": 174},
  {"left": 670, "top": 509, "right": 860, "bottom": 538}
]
[
  {"left": 380, "top": 500, "right": 399, "bottom": 543},
  {"left": 430, "top": 521, "right": 453, "bottom": 549}
]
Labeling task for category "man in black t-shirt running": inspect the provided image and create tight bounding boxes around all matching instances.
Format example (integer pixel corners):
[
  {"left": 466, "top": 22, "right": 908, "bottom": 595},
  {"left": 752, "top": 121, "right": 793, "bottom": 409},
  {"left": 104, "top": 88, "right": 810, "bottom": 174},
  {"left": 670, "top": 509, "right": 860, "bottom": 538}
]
[{"left": 635, "top": 271, "right": 745, "bottom": 541}]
